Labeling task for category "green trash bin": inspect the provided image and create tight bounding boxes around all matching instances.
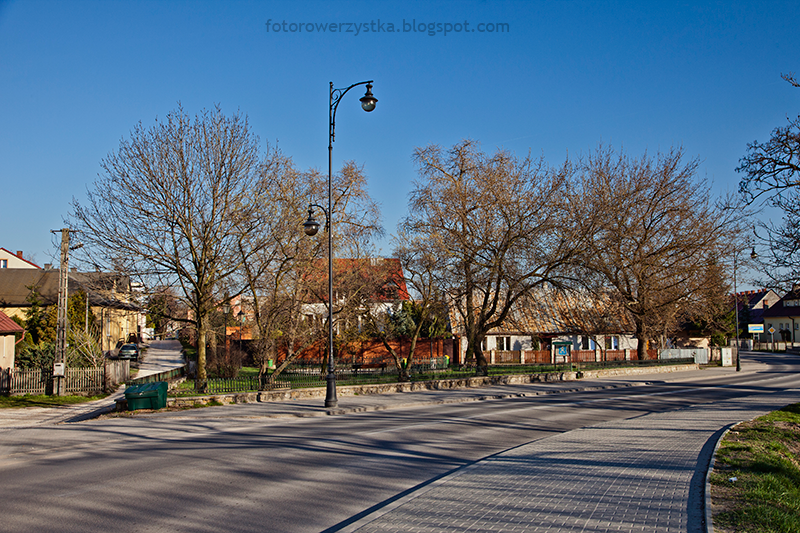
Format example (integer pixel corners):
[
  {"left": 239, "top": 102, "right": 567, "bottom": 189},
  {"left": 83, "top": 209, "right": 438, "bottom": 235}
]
[{"left": 125, "top": 381, "right": 168, "bottom": 410}]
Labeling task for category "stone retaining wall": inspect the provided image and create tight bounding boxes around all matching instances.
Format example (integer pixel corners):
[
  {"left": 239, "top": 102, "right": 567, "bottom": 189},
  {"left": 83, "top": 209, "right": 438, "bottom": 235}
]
[{"left": 163, "top": 363, "right": 699, "bottom": 408}]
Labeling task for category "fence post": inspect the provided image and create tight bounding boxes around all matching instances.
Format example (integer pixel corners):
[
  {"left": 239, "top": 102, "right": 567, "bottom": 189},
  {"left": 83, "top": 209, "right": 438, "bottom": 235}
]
[{"left": 104, "top": 359, "right": 112, "bottom": 393}]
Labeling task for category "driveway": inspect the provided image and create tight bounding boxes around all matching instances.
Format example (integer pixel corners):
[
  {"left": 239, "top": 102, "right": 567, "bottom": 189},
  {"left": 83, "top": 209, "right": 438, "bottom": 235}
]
[{"left": 137, "top": 339, "right": 185, "bottom": 378}]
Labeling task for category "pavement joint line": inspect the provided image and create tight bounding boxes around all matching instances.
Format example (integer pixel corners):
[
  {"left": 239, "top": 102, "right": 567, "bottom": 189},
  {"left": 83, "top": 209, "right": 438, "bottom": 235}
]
[
  {"left": 324, "top": 435, "right": 550, "bottom": 533},
  {"left": 328, "top": 462, "right": 484, "bottom": 533}
]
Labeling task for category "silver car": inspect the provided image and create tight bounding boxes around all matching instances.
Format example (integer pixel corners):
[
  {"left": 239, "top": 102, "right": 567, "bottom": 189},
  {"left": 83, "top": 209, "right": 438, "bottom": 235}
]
[{"left": 118, "top": 343, "right": 139, "bottom": 360}]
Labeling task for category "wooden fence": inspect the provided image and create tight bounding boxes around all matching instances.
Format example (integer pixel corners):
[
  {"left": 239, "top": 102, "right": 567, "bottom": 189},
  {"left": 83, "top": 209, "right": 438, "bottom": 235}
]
[
  {"left": 0, "top": 360, "right": 130, "bottom": 396},
  {"left": 524, "top": 350, "right": 552, "bottom": 364},
  {"left": 495, "top": 350, "right": 521, "bottom": 364},
  {"left": 604, "top": 350, "right": 626, "bottom": 361},
  {"left": 571, "top": 350, "right": 597, "bottom": 362},
  {"left": 1, "top": 368, "right": 51, "bottom": 395}
]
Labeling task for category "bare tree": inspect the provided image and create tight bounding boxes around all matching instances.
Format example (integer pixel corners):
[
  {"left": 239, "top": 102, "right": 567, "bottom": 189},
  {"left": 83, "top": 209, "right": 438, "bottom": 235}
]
[
  {"left": 403, "top": 140, "right": 589, "bottom": 374},
  {"left": 68, "top": 326, "right": 105, "bottom": 369},
  {"left": 361, "top": 233, "right": 450, "bottom": 381},
  {"left": 576, "top": 146, "right": 740, "bottom": 358},
  {"left": 782, "top": 72, "right": 800, "bottom": 88},
  {"left": 233, "top": 160, "right": 383, "bottom": 381},
  {"left": 70, "top": 105, "right": 293, "bottom": 381},
  {"left": 737, "top": 74, "right": 800, "bottom": 286},
  {"left": 146, "top": 287, "right": 184, "bottom": 338}
]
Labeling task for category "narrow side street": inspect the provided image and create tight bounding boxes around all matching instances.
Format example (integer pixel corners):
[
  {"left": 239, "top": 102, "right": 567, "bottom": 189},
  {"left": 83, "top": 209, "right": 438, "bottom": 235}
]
[{"left": 0, "top": 339, "right": 184, "bottom": 428}]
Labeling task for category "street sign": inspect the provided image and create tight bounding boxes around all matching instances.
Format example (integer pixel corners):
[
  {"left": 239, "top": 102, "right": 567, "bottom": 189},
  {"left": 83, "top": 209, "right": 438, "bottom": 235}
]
[
  {"left": 768, "top": 326, "right": 776, "bottom": 334},
  {"left": 748, "top": 324, "right": 764, "bottom": 333}
]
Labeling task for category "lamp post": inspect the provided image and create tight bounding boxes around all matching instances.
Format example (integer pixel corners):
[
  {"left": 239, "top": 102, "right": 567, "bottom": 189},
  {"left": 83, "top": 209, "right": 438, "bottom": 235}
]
[
  {"left": 223, "top": 301, "right": 231, "bottom": 356},
  {"left": 237, "top": 310, "right": 245, "bottom": 353},
  {"left": 733, "top": 251, "right": 741, "bottom": 372},
  {"left": 733, "top": 246, "right": 759, "bottom": 372},
  {"left": 303, "top": 80, "right": 377, "bottom": 408}
]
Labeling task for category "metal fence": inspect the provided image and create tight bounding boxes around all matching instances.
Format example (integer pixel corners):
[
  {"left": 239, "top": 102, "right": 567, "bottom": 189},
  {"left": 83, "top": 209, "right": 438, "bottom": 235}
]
[
  {"left": 168, "top": 351, "right": 700, "bottom": 396},
  {"left": 127, "top": 365, "right": 186, "bottom": 386},
  {"left": 660, "top": 348, "right": 709, "bottom": 364}
]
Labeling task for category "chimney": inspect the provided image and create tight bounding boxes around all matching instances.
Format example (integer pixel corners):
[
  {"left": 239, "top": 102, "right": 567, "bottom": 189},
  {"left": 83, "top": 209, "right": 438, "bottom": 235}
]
[
  {"left": 16, "top": 251, "right": 23, "bottom": 258},
  {"left": 44, "top": 263, "right": 52, "bottom": 270}
]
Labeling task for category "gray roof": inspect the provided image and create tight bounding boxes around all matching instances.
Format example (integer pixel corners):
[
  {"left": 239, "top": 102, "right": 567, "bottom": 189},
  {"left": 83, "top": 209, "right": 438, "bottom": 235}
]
[{"left": 0, "top": 269, "right": 138, "bottom": 310}]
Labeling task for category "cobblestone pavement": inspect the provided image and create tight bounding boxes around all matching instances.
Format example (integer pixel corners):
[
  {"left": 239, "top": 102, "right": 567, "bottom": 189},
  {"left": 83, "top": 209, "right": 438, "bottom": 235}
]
[{"left": 331, "top": 388, "right": 800, "bottom": 533}]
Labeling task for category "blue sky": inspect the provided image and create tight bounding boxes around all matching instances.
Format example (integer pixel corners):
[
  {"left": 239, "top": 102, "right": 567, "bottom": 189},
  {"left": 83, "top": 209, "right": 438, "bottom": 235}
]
[{"left": 1, "top": 0, "right": 798, "bottom": 269}]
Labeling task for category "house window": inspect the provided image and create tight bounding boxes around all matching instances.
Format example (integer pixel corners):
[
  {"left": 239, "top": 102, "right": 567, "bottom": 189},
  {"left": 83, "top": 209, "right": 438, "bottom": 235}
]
[
  {"left": 0, "top": 259, "right": 6, "bottom": 268},
  {"left": 581, "top": 336, "right": 590, "bottom": 350},
  {"left": 496, "top": 336, "right": 511, "bottom": 351},
  {"left": 605, "top": 336, "right": 619, "bottom": 350}
]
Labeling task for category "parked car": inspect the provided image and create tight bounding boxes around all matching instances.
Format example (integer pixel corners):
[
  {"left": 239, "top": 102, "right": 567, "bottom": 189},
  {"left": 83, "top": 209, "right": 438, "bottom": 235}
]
[{"left": 118, "top": 343, "right": 139, "bottom": 360}]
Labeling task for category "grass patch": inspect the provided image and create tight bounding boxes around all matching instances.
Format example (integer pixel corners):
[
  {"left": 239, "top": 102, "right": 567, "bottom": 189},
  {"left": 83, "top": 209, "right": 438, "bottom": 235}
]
[
  {"left": 711, "top": 403, "right": 800, "bottom": 532},
  {"left": 0, "top": 394, "right": 107, "bottom": 409}
]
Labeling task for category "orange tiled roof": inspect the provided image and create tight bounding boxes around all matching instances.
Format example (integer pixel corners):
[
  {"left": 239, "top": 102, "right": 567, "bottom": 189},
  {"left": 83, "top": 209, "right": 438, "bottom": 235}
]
[{"left": 0, "top": 311, "right": 24, "bottom": 334}]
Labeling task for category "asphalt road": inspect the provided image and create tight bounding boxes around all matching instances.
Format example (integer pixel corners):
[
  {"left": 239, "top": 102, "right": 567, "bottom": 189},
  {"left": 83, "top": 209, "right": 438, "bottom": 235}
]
[
  {"left": 0, "top": 352, "right": 798, "bottom": 533},
  {"left": 137, "top": 339, "right": 185, "bottom": 378}
]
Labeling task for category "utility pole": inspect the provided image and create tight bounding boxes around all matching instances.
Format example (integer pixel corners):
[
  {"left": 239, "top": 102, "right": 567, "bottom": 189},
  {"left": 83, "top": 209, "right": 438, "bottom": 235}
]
[{"left": 51, "top": 228, "right": 80, "bottom": 396}]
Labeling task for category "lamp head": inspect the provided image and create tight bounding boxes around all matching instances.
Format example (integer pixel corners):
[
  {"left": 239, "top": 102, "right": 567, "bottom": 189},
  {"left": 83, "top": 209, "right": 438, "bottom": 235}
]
[
  {"left": 360, "top": 83, "right": 377, "bottom": 112},
  {"left": 750, "top": 247, "right": 758, "bottom": 260},
  {"left": 303, "top": 210, "right": 321, "bottom": 236}
]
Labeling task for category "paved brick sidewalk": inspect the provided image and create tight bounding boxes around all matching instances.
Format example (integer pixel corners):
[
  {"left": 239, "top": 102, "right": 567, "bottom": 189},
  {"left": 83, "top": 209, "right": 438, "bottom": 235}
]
[{"left": 334, "top": 388, "right": 800, "bottom": 533}]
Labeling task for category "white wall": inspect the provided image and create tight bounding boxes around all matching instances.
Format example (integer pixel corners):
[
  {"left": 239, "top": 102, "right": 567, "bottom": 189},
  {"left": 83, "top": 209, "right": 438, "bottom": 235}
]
[
  {"left": 0, "top": 249, "right": 39, "bottom": 269},
  {"left": 0, "top": 334, "right": 15, "bottom": 369}
]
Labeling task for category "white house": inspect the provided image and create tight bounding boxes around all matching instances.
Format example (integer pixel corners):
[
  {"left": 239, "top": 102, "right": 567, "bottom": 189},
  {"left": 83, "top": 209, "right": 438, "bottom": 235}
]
[
  {"left": 450, "top": 289, "right": 638, "bottom": 365},
  {"left": 0, "top": 248, "right": 40, "bottom": 269},
  {"left": 0, "top": 311, "right": 24, "bottom": 369}
]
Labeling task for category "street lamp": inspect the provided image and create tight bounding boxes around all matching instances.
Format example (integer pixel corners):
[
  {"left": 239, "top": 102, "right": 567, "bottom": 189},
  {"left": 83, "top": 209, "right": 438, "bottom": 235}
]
[
  {"left": 237, "top": 310, "right": 245, "bottom": 353},
  {"left": 304, "top": 80, "right": 377, "bottom": 408},
  {"left": 733, "top": 246, "right": 759, "bottom": 372},
  {"left": 733, "top": 251, "right": 741, "bottom": 372},
  {"left": 223, "top": 301, "right": 231, "bottom": 355}
]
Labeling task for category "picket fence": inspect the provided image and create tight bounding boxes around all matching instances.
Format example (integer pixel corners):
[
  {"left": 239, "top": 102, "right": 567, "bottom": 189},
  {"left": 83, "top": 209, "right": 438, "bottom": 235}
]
[{"left": 0, "top": 360, "right": 130, "bottom": 396}]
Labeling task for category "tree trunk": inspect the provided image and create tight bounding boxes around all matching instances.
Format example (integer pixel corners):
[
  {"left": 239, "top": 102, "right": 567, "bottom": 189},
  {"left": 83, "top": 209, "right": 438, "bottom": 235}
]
[
  {"left": 380, "top": 337, "right": 410, "bottom": 382},
  {"left": 634, "top": 317, "right": 647, "bottom": 360},
  {"left": 472, "top": 335, "right": 488, "bottom": 376},
  {"left": 197, "top": 320, "right": 207, "bottom": 381}
]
